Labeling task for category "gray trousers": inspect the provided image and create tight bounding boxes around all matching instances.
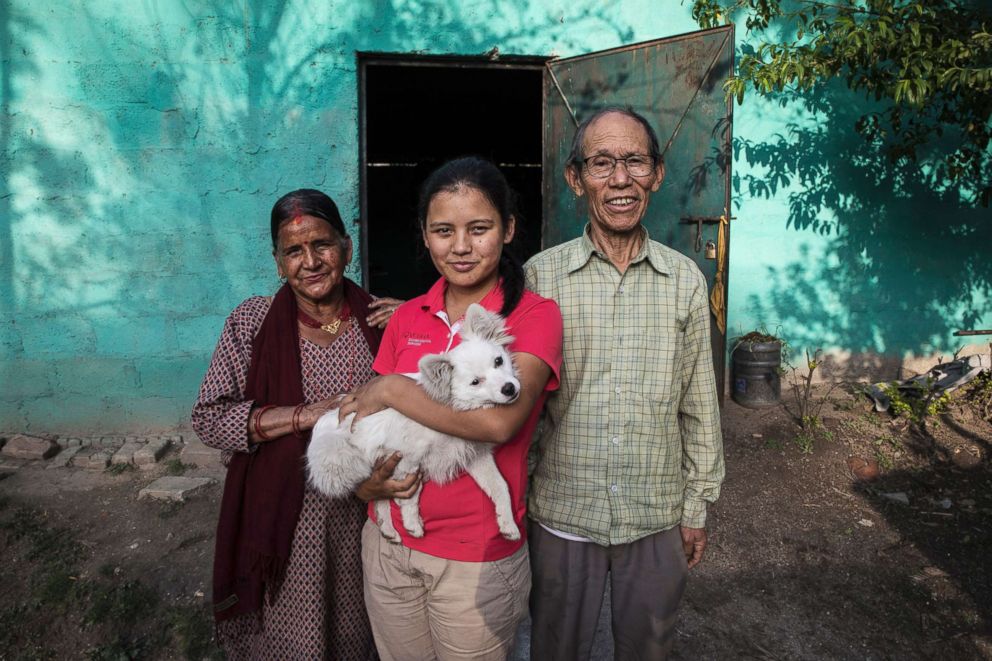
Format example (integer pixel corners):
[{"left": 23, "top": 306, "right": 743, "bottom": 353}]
[{"left": 528, "top": 521, "right": 688, "bottom": 661}]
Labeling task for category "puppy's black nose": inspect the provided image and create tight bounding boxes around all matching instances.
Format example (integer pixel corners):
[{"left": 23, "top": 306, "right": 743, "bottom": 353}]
[{"left": 501, "top": 383, "right": 517, "bottom": 398}]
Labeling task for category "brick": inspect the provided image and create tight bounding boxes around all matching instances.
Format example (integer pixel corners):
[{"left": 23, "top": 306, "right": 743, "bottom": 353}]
[
  {"left": 75, "top": 451, "right": 110, "bottom": 470},
  {"left": 19, "top": 314, "right": 96, "bottom": 355},
  {"left": 134, "top": 359, "right": 206, "bottom": 395},
  {"left": 139, "top": 476, "right": 215, "bottom": 502},
  {"left": 112, "top": 441, "right": 144, "bottom": 465},
  {"left": 180, "top": 436, "right": 222, "bottom": 469},
  {"left": 174, "top": 316, "right": 228, "bottom": 353},
  {"left": 0, "top": 360, "right": 53, "bottom": 400},
  {"left": 47, "top": 446, "right": 82, "bottom": 469},
  {"left": 134, "top": 437, "right": 172, "bottom": 467},
  {"left": 1, "top": 434, "right": 60, "bottom": 460},
  {"left": 54, "top": 358, "right": 139, "bottom": 394},
  {"left": 91, "top": 316, "right": 177, "bottom": 357}
]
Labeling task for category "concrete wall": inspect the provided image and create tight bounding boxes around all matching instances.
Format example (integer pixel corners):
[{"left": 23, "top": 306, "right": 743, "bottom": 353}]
[{"left": 2, "top": 0, "right": 989, "bottom": 434}]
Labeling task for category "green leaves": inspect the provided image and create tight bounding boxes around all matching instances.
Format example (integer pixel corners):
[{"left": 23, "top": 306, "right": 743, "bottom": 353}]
[{"left": 691, "top": 0, "right": 992, "bottom": 205}]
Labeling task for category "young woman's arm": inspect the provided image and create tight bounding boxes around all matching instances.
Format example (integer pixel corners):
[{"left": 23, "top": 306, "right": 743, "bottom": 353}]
[{"left": 337, "top": 352, "right": 552, "bottom": 444}]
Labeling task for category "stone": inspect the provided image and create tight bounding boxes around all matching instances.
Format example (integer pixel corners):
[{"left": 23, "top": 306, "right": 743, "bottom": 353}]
[
  {"left": 47, "top": 446, "right": 82, "bottom": 469},
  {"left": 180, "top": 436, "right": 222, "bottom": 469},
  {"left": 72, "top": 449, "right": 110, "bottom": 470},
  {"left": 139, "top": 476, "right": 215, "bottom": 502},
  {"left": 66, "top": 438, "right": 81, "bottom": 447},
  {"left": 112, "top": 440, "right": 144, "bottom": 466},
  {"left": 134, "top": 437, "right": 172, "bottom": 468},
  {"left": 1, "top": 434, "right": 60, "bottom": 460},
  {"left": 101, "top": 436, "right": 123, "bottom": 448},
  {"left": 880, "top": 491, "right": 910, "bottom": 505},
  {"left": 80, "top": 438, "right": 93, "bottom": 447}
]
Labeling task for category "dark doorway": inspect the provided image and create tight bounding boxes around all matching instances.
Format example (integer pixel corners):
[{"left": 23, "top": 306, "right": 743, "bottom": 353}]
[{"left": 359, "top": 56, "right": 546, "bottom": 300}]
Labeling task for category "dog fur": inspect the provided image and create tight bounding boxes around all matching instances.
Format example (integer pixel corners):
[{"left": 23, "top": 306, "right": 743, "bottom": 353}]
[{"left": 306, "top": 303, "right": 522, "bottom": 542}]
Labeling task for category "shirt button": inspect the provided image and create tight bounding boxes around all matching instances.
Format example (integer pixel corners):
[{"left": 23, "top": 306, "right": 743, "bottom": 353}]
[
  {"left": 618, "top": 286, "right": 625, "bottom": 294},
  {"left": 610, "top": 484, "right": 618, "bottom": 493},
  {"left": 614, "top": 386, "right": 621, "bottom": 395},
  {"left": 611, "top": 436, "right": 619, "bottom": 445}
]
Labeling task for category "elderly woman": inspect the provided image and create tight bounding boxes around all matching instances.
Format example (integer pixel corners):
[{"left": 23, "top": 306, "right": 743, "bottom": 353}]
[{"left": 191, "top": 189, "right": 412, "bottom": 660}]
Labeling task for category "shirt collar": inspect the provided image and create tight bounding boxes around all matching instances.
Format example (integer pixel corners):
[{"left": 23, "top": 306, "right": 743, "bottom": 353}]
[
  {"left": 568, "top": 223, "right": 672, "bottom": 275},
  {"left": 419, "top": 277, "right": 506, "bottom": 316}
]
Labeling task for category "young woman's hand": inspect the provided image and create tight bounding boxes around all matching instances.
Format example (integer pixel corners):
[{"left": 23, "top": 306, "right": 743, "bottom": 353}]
[
  {"left": 337, "top": 375, "right": 413, "bottom": 427},
  {"left": 354, "top": 452, "right": 421, "bottom": 501}
]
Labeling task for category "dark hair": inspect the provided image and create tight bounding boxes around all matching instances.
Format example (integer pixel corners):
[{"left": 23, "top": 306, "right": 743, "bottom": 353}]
[
  {"left": 417, "top": 157, "right": 524, "bottom": 318},
  {"left": 270, "top": 189, "right": 349, "bottom": 250},
  {"left": 567, "top": 106, "right": 663, "bottom": 170}
]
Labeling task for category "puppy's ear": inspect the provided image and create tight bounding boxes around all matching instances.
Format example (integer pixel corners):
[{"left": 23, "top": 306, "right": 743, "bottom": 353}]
[
  {"left": 462, "top": 303, "right": 513, "bottom": 346},
  {"left": 418, "top": 353, "right": 453, "bottom": 402}
]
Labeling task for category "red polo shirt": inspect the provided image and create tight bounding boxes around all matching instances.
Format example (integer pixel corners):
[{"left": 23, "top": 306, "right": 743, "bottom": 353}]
[{"left": 372, "top": 278, "right": 563, "bottom": 561}]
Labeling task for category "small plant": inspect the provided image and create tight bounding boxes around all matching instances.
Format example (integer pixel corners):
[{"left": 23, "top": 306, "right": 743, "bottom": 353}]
[
  {"left": 105, "top": 462, "right": 135, "bottom": 475},
  {"left": 786, "top": 348, "right": 839, "bottom": 453},
  {"left": 882, "top": 376, "right": 951, "bottom": 426},
  {"left": 164, "top": 458, "right": 194, "bottom": 476},
  {"left": 794, "top": 429, "right": 815, "bottom": 454},
  {"left": 965, "top": 369, "right": 992, "bottom": 420}
]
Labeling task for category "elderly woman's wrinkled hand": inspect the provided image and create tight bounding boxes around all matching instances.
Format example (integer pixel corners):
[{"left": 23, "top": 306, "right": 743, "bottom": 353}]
[
  {"left": 366, "top": 297, "right": 404, "bottom": 329},
  {"left": 301, "top": 396, "right": 347, "bottom": 431},
  {"left": 354, "top": 452, "right": 422, "bottom": 502}
]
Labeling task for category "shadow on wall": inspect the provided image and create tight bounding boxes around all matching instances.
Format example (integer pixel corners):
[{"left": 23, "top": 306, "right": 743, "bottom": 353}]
[
  {"left": 732, "top": 81, "right": 991, "bottom": 375},
  {"left": 0, "top": 0, "right": 634, "bottom": 433}
]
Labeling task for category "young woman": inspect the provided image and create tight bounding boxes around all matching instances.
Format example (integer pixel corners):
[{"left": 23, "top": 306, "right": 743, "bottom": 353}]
[{"left": 338, "top": 157, "right": 563, "bottom": 660}]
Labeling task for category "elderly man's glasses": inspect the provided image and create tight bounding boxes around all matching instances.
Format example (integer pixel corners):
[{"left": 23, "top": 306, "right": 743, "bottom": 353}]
[{"left": 581, "top": 154, "right": 656, "bottom": 179}]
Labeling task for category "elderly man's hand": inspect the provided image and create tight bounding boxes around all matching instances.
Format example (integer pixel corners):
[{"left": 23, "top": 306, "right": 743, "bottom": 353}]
[{"left": 680, "top": 526, "right": 707, "bottom": 570}]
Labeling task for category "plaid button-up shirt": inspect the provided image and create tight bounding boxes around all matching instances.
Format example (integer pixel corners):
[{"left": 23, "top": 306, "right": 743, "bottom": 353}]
[{"left": 524, "top": 225, "right": 724, "bottom": 545}]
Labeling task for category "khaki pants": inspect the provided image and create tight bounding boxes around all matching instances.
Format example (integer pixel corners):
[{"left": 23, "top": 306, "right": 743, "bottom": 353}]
[
  {"left": 361, "top": 520, "right": 530, "bottom": 661},
  {"left": 528, "top": 522, "right": 688, "bottom": 661}
]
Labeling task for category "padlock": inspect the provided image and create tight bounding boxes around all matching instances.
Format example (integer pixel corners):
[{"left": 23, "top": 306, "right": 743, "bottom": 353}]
[{"left": 704, "top": 240, "right": 717, "bottom": 260}]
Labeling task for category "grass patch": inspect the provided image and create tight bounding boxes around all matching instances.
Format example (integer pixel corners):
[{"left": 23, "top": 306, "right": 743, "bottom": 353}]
[
  {"left": 164, "top": 458, "right": 195, "bottom": 475},
  {"left": 0, "top": 501, "right": 221, "bottom": 659},
  {"left": 105, "top": 462, "right": 135, "bottom": 475}
]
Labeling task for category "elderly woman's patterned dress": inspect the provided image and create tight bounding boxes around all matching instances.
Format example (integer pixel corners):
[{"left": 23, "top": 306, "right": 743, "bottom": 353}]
[{"left": 192, "top": 296, "right": 378, "bottom": 661}]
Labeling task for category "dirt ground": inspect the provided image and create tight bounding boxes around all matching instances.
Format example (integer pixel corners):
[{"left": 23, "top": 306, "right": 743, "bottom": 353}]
[{"left": 2, "top": 377, "right": 990, "bottom": 660}]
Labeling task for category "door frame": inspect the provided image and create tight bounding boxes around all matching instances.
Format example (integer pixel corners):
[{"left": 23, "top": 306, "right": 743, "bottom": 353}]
[
  {"left": 356, "top": 52, "right": 549, "bottom": 288},
  {"left": 540, "top": 25, "right": 735, "bottom": 396}
]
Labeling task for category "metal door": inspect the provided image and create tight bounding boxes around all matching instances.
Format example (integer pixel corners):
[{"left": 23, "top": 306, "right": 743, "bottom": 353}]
[{"left": 542, "top": 25, "right": 734, "bottom": 393}]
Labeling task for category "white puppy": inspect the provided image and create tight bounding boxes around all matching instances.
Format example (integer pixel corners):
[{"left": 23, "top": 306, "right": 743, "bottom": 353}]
[{"left": 306, "top": 303, "right": 522, "bottom": 542}]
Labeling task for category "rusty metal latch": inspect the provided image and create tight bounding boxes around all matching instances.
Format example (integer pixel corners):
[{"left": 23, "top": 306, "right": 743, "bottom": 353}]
[{"left": 681, "top": 215, "right": 735, "bottom": 253}]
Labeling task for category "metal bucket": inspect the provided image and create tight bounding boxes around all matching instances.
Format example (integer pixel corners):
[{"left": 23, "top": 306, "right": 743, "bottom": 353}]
[{"left": 731, "top": 341, "right": 782, "bottom": 408}]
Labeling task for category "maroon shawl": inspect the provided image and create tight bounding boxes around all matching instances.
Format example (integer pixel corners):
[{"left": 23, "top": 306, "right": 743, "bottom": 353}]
[{"left": 212, "top": 279, "right": 382, "bottom": 623}]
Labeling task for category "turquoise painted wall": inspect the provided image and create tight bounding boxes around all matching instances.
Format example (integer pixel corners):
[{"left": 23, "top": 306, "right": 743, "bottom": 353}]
[{"left": 1, "top": 1, "right": 989, "bottom": 433}]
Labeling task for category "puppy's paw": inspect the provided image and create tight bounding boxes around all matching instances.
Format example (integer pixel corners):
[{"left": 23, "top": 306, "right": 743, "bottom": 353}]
[
  {"left": 498, "top": 519, "right": 521, "bottom": 541},
  {"left": 405, "top": 519, "right": 425, "bottom": 538},
  {"left": 377, "top": 523, "right": 402, "bottom": 544}
]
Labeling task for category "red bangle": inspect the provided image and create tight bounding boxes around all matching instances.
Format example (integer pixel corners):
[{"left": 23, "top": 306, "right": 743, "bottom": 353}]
[
  {"left": 291, "top": 404, "right": 306, "bottom": 438},
  {"left": 253, "top": 404, "right": 276, "bottom": 442}
]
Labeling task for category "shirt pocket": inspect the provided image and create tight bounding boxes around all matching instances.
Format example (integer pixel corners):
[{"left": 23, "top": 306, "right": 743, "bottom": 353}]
[{"left": 628, "top": 308, "right": 686, "bottom": 407}]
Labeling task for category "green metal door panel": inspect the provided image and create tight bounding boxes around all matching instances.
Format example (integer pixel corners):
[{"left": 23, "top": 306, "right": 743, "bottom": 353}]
[{"left": 542, "top": 26, "right": 735, "bottom": 392}]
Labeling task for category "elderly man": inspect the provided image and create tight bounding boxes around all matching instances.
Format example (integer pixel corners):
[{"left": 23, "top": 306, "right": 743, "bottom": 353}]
[{"left": 524, "top": 107, "right": 725, "bottom": 660}]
